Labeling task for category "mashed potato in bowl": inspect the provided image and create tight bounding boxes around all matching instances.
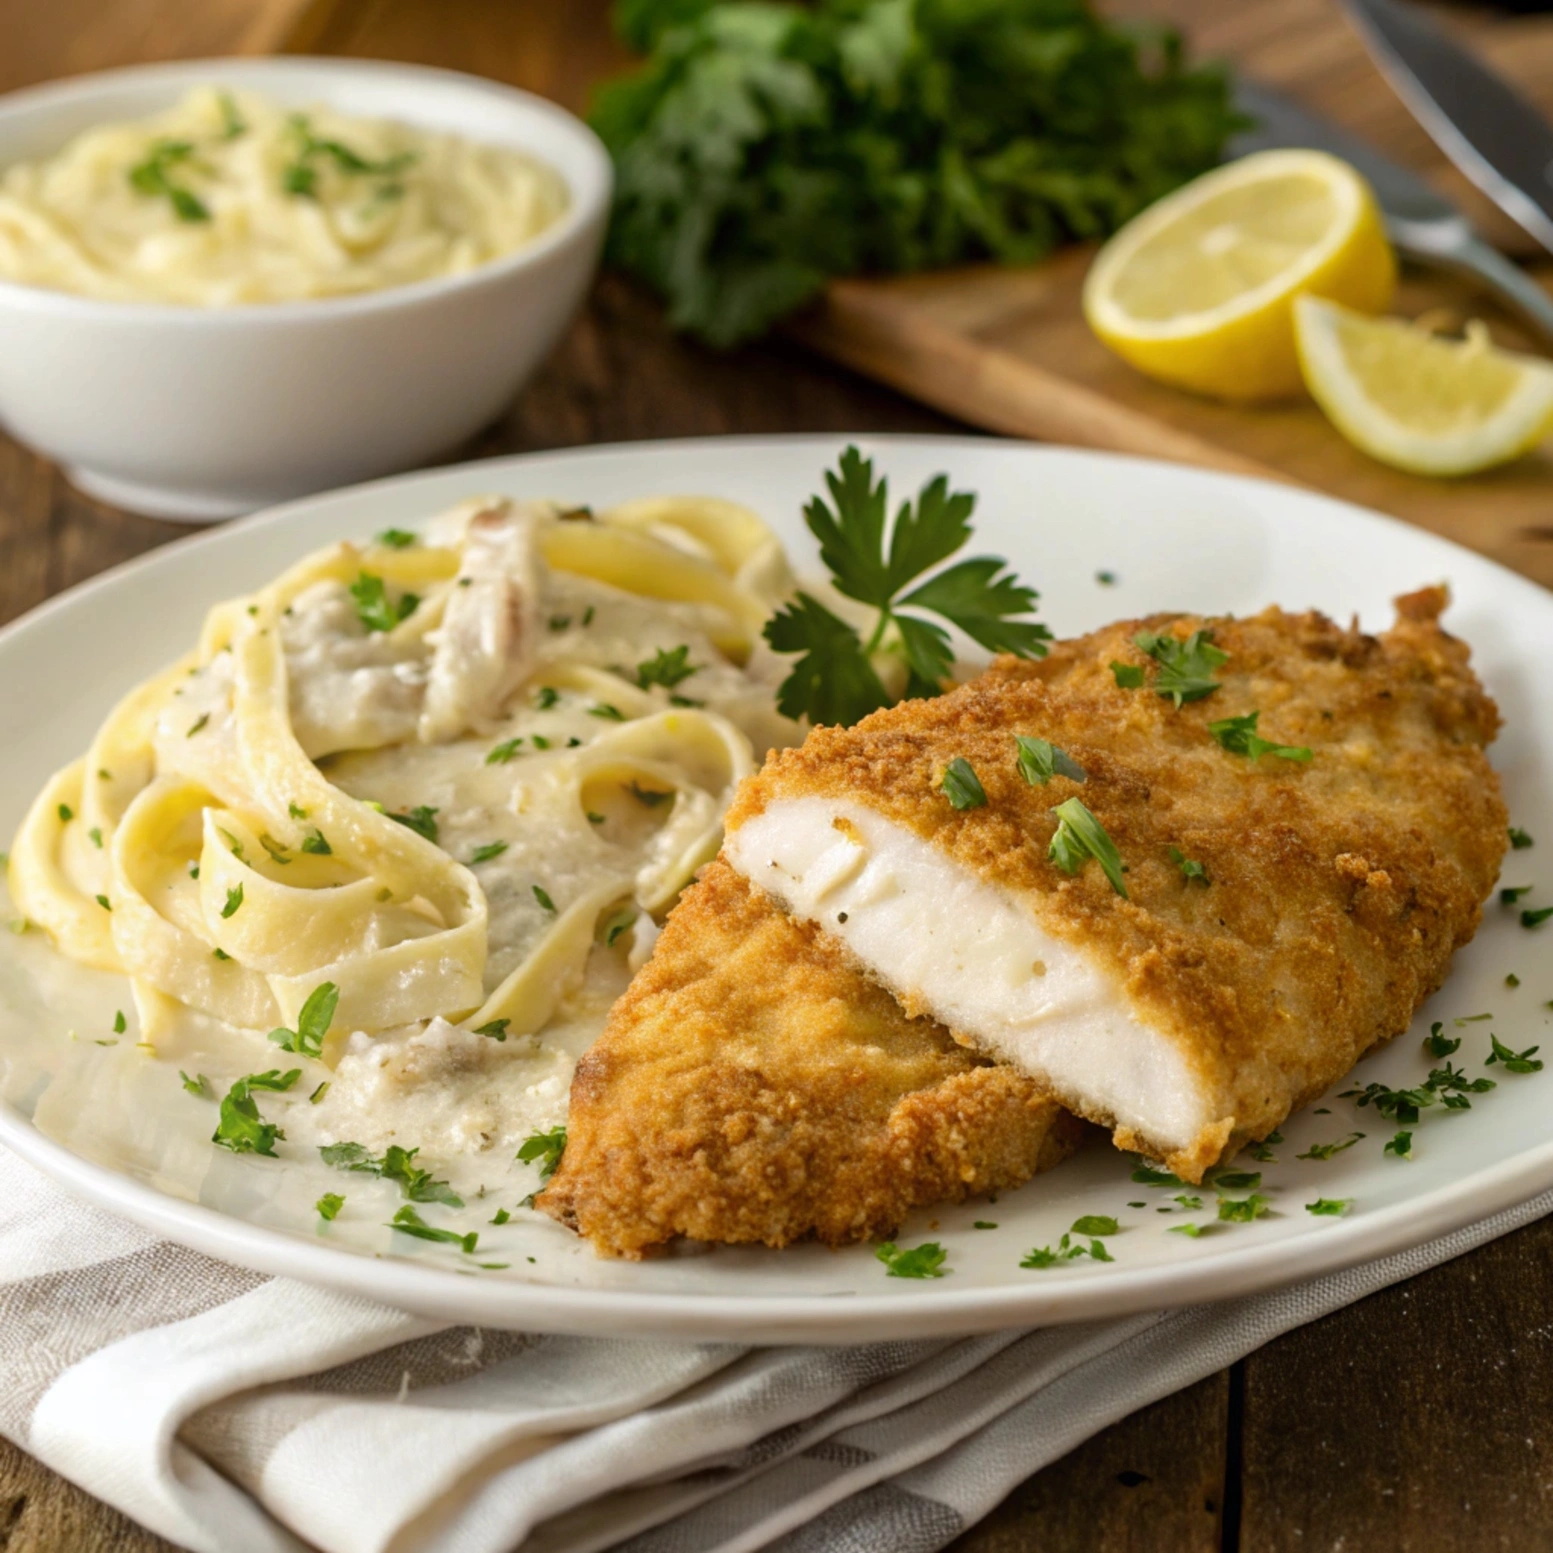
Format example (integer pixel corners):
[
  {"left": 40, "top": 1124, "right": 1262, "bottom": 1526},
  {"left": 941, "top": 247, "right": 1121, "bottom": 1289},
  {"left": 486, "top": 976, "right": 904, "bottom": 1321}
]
[{"left": 0, "top": 85, "right": 571, "bottom": 305}]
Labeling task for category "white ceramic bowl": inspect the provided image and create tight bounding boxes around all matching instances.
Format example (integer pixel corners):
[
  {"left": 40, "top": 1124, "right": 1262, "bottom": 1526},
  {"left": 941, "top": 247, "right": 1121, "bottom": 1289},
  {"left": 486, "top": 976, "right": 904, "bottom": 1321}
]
[{"left": 0, "top": 57, "right": 612, "bottom": 521}]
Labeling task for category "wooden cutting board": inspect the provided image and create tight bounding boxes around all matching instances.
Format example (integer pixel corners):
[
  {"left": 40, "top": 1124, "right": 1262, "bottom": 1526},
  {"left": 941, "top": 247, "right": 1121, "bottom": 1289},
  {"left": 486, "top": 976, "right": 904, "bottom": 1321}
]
[{"left": 281, "top": 0, "right": 1553, "bottom": 587}]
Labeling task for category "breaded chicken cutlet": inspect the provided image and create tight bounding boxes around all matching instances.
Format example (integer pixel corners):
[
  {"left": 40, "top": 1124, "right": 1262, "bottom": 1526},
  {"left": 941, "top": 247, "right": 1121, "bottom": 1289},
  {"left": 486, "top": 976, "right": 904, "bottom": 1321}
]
[
  {"left": 718, "top": 586, "right": 1506, "bottom": 1184},
  {"left": 538, "top": 859, "right": 1086, "bottom": 1257}
]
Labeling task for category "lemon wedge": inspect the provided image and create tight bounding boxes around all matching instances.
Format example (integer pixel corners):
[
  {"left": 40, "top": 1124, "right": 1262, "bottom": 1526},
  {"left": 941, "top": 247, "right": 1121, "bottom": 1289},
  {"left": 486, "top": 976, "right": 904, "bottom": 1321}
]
[
  {"left": 1294, "top": 297, "right": 1553, "bottom": 476},
  {"left": 1083, "top": 149, "right": 1396, "bottom": 401}
]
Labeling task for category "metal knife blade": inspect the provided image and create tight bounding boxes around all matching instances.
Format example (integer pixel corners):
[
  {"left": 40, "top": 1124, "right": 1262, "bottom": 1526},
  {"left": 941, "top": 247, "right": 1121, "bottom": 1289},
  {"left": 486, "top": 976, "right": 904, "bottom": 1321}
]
[{"left": 1337, "top": 0, "right": 1553, "bottom": 254}]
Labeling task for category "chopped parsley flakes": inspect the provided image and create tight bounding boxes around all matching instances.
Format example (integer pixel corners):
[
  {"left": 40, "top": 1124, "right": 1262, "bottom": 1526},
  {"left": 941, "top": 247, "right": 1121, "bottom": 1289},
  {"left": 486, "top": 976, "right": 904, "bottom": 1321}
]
[
  {"left": 1014, "top": 736, "right": 1085, "bottom": 786},
  {"left": 1487, "top": 1034, "right": 1543, "bottom": 1074},
  {"left": 1169, "top": 846, "right": 1208, "bottom": 883},
  {"left": 375, "top": 528, "right": 417, "bottom": 549},
  {"left": 1110, "top": 661, "right": 1145, "bottom": 689},
  {"left": 1384, "top": 1130, "right": 1413, "bottom": 1160},
  {"left": 1522, "top": 906, "right": 1553, "bottom": 929},
  {"left": 469, "top": 841, "right": 509, "bottom": 865},
  {"left": 939, "top": 757, "right": 987, "bottom": 810},
  {"left": 876, "top": 1240, "right": 948, "bottom": 1278},
  {"left": 1306, "top": 1198, "right": 1351, "bottom": 1217},
  {"left": 1216, "top": 1193, "right": 1272, "bottom": 1223},
  {"left": 317, "top": 1193, "right": 345, "bottom": 1221},
  {"left": 1021, "top": 1231, "right": 1113, "bottom": 1268},
  {"left": 1048, "top": 798, "right": 1127, "bottom": 897},
  {"left": 474, "top": 1019, "right": 510, "bottom": 1041},
  {"left": 1509, "top": 826, "right": 1534, "bottom": 850},
  {"left": 1295, "top": 1132, "right": 1364, "bottom": 1161},
  {"left": 301, "top": 829, "right": 332, "bottom": 856},
  {"left": 348, "top": 571, "right": 418, "bottom": 633},
  {"left": 532, "top": 885, "right": 557, "bottom": 912},
  {"left": 212, "top": 1069, "right": 300, "bottom": 1156},
  {"left": 487, "top": 738, "right": 524, "bottom": 765},
  {"left": 1134, "top": 628, "right": 1228, "bottom": 707},
  {"left": 389, "top": 1205, "right": 477, "bottom": 1255},
  {"left": 267, "top": 981, "right": 338, "bottom": 1060},
  {"left": 220, "top": 883, "right": 244, "bottom": 919},
  {"left": 389, "top": 805, "right": 439, "bottom": 843},
  {"left": 318, "top": 1141, "right": 462, "bottom": 1207},
  {"left": 636, "top": 645, "right": 696, "bottom": 691},
  {"left": 1206, "top": 710, "right": 1312, "bottom": 764},
  {"left": 517, "top": 1125, "right": 567, "bottom": 1180}
]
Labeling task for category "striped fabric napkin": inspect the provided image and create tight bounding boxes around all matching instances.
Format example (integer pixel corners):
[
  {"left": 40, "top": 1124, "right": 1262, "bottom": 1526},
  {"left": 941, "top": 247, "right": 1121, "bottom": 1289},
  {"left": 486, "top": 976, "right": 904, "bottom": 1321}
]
[{"left": 2, "top": 1142, "right": 1546, "bottom": 1553}]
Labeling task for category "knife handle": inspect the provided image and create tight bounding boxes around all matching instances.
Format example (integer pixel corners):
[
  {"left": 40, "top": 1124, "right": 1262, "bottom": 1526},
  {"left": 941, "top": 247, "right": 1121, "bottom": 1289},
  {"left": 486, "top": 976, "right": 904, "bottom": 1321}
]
[{"left": 1390, "top": 225, "right": 1553, "bottom": 349}]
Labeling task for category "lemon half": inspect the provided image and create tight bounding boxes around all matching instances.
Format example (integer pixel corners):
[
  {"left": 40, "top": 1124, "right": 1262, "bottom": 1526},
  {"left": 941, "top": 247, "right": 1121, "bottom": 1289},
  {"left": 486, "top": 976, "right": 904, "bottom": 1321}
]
[
  {"left": 1083, "top": 149, "right": 1396, "bottom": 401},
  {"left": 1294, "top": 297, "right": 1553, "bottom": 476}
]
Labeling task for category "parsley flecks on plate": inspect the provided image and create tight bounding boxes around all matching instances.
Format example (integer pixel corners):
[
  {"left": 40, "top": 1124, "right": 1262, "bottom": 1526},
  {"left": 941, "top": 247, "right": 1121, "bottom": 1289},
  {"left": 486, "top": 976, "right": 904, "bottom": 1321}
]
[
  {"left": 636, "top": 644, "right": 696, "bottom": 691},
  {"left": 1047, "top": 798, "right": 1128, "bottom": 897},
  {"left": 211, "top": 1069, "right": 300, "bottom": 1157},
  {"left": 1295, "top": 1132, "right": 1364, "bottom": 1161},
  {"left": 1216, "top": 1193, "right": 1272, "bottom": 1223},
  {"left": 518, "top": 1125, "right": 567, "bottom": 1181},
  {"left": 318, "top": 1141, "right": 462, "bottom": 1207},
  {"left": 348, "top": 570, "right": 418, "bottom": 633},
  {"left": 592, "top": 0, "right": 1237, "bottom": 346},
  {"left": 1306, "top": 1198, "right": 1351, "bottom": 1217},
  {"left": 763, "top": 447, "right": 1050, "bottom": 727},
  {"left": 389, "top": 1205, "right": 477, "bottom": 1255},
  {"left": 388, "top": 805, "right": 439, "bottom": 843},
  {"left": 876, "top": 1241, "right": 948, "bottom": 1279},
  {"left": 1509, "top": 826, "right": 1534, "bottom": 849},
  {"left": 1021, "top": 1233, "right": 1113, "bottom": 1269}
]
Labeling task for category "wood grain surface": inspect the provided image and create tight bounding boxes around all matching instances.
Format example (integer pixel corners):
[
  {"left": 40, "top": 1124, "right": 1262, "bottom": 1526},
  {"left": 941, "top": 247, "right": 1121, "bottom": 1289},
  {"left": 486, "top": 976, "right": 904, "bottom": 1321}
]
[{"left": 2, "top": 3, "right": 1553, "bottom": 1551}]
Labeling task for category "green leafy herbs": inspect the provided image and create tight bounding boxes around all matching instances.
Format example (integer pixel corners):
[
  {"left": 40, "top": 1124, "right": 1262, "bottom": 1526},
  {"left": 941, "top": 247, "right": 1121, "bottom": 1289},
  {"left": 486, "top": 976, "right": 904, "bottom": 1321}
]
[
  {"left": 1130, "top": 1162, "right": 1187, "bottom": 1188},
  {"left": 939, "top": 757, "right": 987, "bottom": 811},
  {"left": 301, "top": 829, "right": 332, "bottom": 856},
  {"left": 1425, "top": 1062, "right": 1496, "bottom": 1110},
  {"left": 128, "top": 138, "right": 210, "bottom": 222},
  {"left": 1168, "top": 1222, "right": 1207, "bottom": 1237},
  {"left": 318, "top": 1141, "right": 463, "bottom": 1207},
  {"left": 1048, "top": 797, "right": 1127, "bottom": 897},
  {"left": 1341, "top": 1081, "right": 1435, "bottom": 1126},
  {"left": 1216, "top": 1193, "right": 1272, "bottom": 1223},
  {"left": 186, "top": 713, "right": 210, "bottom": 738},
  {"left": 57, "top": 804, "right": 73, "bottom": 823},
  {"left": 317, "top": 1193, "right": 344, "bottom": 1222},
  {"left": 1069, "top": 1215, "right": 1119, "bottom": 1237},
  {"left": 1384, "top": 1130, "right": 1413, "bottom": 1160},
  {"left": 1110, "top": 661, "right": 1145, "bottom": 690},
  {"left": 636, "top": 645, "right": 696, "bottom": 691},
  {"left": 1523, "top": 906, "right": 1553, "bottom": 929},
  {"left": 309, "top": 1082, "right": 329, "bottom": 1104},
  {"left": 469, "top": 841, "right": 509, "bottom": 865},
  {"left": 1014, "top": 736, "right": 1085, "bottom": 787},
  {"left": 602, "top": 907, "right": 638, "bottom": 948},
  {"left": 764, "top": 448, "right": 1048, "bottom": 726},
  {"left": 1020, "top": 1231, "right": 1114, "bottom": 1269},
  {"left": 1487, "top": 1034, "right": 1544, "bottom": 1074},
  {"left": 95, "top": 894, "right": 111, "bottom": 911},
  {"left": 113, "top": 1010, "right": 126, "bottom": 1035},
  {"left": 348, "top": 571, "right": 419, "bottom": 633},
  {"left": 1206, "top": 710, "right": 1312, "bottom": 764},
  {"left": 389, "top": 805, "right": 439, "bottom": 843},
  {"left": 1509, "top": 826, "right": 1534, "bottom": 850},
  {"left": 1295, "top": 1132, "right": 1364, "bottom": 1161},
  {"left": 221, "top": 883, "right": 244, "bottom": 919},
  {"left": 1500, "top": 886, "right": 1532, "bottom": 906},
  {"left": 517, "top": 1125, "right": 567, "bottom": 1180},
  {"left": 212, "top": 1069, "right": 300, "bottom": 1156},
  {"left": 589, "top": 702, "right": 625, "bottom": 721},
  {"left": 1168, "top": 846, "right": 1208, "bottom": 884},
  {"left": 1246, "top": 1130, "right": 1283, "bottom": 1164},
  {"left": 1424, "top": 1022, "right": 1460, "bottom": 1059},
  {"left": 593, "top": 0, "right": 1238, "bottom": 346},
  {"left": 282, "top": 113, "right": 417, "bottom": 202},
  {"left": 179, "top": 1070, "right": 212, "bottom": 1098},
  {"left": 375, "top": 528, "right": 417, "bottom": 549},
  {"left": 532, "top": 885, "right": 557, "bottom": 913},
  {"left": 627, "top": 781, "right": 673, "bottom": 807},
  {"left": 487, "top": 738, "right": 524, "bottom": 765},
  {"left": 1133, "top": 629, "right": 1229, "bottom": 707},
  {"left": 1208, "top": 1169, "right": 1260, "bottom": 1191},
  {"left": 474, "top": 1019, "right": 510, "bottom": 1041},
  {"left": 491, "top": 1207, "right": 512, "bottom": 1225},
  {"left": 217, "top": 92, "right": 247, "bottom": 140},
  {"left": 88, "top": 827, "right": 103, "bottom": 849},
  {"left": 389, "top": 1205, "right": 477, "bottom": 1255},
  {"left": 1305, "top": 1198, "right": 1351, "bottom": 1217},
  {"left": 267, "top": 981, "right": 338, "bottom": 1060},
  {"left": 875, "top": 1240, "right": 949, "bottom": 1278}
]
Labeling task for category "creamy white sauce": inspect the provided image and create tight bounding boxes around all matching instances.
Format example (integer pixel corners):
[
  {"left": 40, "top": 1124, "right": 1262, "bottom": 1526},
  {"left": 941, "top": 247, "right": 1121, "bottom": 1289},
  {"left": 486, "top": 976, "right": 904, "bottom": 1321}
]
[
  {"left": 724, "top": 796, "right": 1212, "bottom": 1150},
  {"left": 0, "top": 86, "right": 569, "bottom": 305}
]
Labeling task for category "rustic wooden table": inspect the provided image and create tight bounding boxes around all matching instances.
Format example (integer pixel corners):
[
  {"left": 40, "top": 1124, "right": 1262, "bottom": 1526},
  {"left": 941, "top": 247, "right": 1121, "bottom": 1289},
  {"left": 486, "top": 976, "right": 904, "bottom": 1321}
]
[{"left": 2, "top": 3, "right": 1553, "bottom": 1550}]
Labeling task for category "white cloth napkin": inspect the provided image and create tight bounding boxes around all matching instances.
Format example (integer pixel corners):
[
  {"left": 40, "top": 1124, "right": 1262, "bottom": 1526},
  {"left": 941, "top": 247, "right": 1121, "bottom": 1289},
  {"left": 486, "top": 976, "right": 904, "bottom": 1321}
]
[{"left": 2, "top": 1142, "right": 1547, "bottom": 1553}]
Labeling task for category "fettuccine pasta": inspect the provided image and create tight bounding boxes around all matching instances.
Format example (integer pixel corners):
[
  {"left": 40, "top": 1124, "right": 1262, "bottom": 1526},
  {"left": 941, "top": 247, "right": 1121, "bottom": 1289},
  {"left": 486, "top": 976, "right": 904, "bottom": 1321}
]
[{"left": 9, "top": 494, "right": 800, "bottom": 1070}]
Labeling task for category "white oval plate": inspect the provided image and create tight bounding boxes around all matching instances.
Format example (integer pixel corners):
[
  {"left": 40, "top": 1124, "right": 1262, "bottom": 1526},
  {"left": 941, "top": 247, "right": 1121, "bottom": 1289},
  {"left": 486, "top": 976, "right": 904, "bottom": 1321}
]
[{"left": 1, "top": 435, "right": 1549, "bottom": 1343}]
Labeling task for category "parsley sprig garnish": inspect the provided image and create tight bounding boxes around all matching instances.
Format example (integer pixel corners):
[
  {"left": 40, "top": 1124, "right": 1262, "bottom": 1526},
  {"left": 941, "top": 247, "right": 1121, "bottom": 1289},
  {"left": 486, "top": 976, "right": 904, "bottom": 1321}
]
[
  {"left": 764, "top": 449, "right": 1049, "bottom": 726},
  {"left": 636, "top": 645, "right": 696, "bottom": 691},
  {"left": 876, "top": 1240, "right": 948, "bottom": 1278},
  {"left": 1487, "top": 1034, "right": 1544, "bottom": 1074},
  {"left": 1048, "top": 798, "right": 1127, "bottom": 897}
]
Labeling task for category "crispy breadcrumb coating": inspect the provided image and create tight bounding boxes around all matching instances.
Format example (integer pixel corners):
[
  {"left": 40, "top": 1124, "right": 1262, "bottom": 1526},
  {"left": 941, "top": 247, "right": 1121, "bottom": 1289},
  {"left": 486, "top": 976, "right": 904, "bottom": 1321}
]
[
  {"left": 538, "top": 860, "right": 1085, "bottom": 1257},
  {"left": 725, "top": 587, "right": 1507, "bottom": 1182}
]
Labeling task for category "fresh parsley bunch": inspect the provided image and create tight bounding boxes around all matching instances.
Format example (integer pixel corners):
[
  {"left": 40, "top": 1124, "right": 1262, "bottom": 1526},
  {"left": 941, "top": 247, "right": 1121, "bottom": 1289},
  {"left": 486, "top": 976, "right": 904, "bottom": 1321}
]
[
  {"left": 593, "top": 0, "right": 1241, "bottom": 345},
  {"left": 764, "top": 446, "right": 1049, "bottom": 725}
]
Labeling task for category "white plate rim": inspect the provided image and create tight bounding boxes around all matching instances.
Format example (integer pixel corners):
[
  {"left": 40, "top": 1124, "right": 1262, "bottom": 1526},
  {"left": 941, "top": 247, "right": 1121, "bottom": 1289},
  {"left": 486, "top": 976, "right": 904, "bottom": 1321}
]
[{"left": 1, "top": 432, "right": 1549, "bottom": 1343}]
